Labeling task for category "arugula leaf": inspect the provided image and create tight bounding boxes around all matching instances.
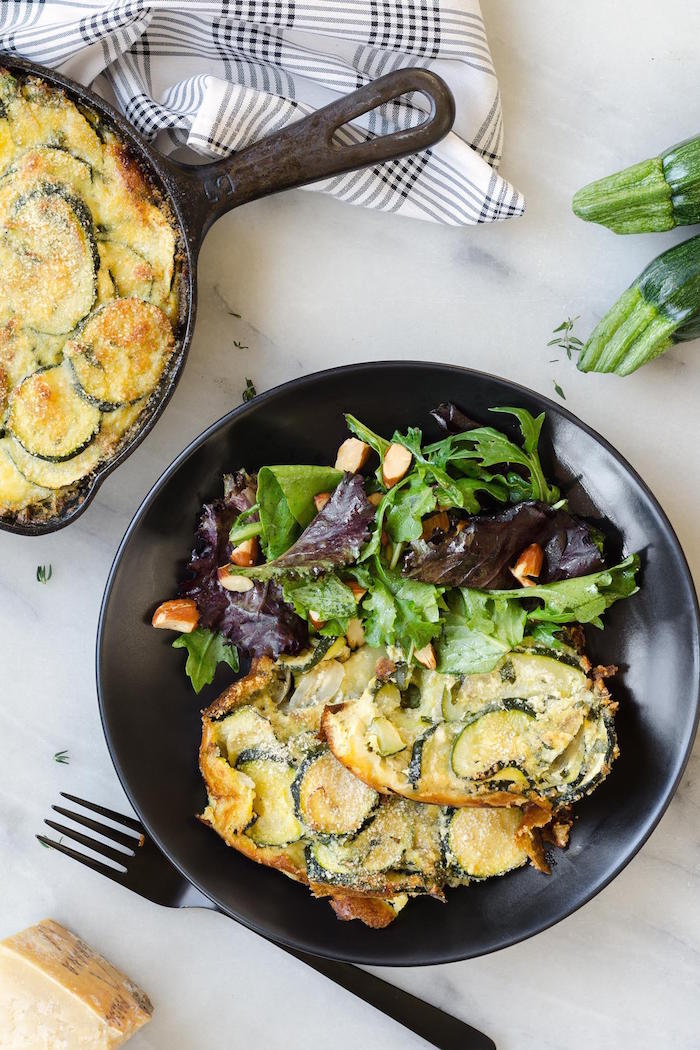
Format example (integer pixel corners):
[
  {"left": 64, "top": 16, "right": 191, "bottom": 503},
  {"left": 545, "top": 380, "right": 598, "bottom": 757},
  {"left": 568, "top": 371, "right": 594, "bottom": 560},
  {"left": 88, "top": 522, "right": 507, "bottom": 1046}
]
[
  {"left": 486, "top": 554, "right": 640, "bottom": 627},
  {"left": 257, "top": 465, "right": 343, "bottom": 558},
  {"left": 423, "top": 407, "right": 559, "bottom": 505},
  {"left": 345, "top": 414, "right": 391, "bottom": 461},
  {"left": 362, "top": 558, "right": 442, "bottom": 652},
  {"left": 384, "top": 475, "right": 436, "bottom": 542},
  {"left": 282, "top": 575, "right": 357, "bottom": 632},
  {"left": 173, "top": 628, "right": 239, "bottom": 693},
  {"left": 437, "top": 556, "right": 639, "bottom": 674}
]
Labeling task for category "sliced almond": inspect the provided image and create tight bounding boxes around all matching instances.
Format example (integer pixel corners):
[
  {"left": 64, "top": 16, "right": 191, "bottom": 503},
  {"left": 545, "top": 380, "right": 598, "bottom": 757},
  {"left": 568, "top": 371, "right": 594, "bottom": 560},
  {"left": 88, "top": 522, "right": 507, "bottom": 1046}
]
[
  {"left": 414, "top": 642, "right": 437, "bottom": 670},
  {"left": 152, "top": 598, "right": 199, "bottom": 632},
  {"left": 346, "top": 617, "right": 365, "bottom": 650},
  {"left": 510, "top": 542, "right": 544, "bottom": 588},
  {"left": 347, "top": 581, "right": 367, "bottom": 602},
  {"left": 308, "top": 610, "right": 326, "bottom": 630},
  {"left": 382, "top": 443, "right": 412, "bottom": 488},
  {"left": 230, "top": 537, "right": 259, "bottom": 567},
  {"left": 217, "top": 566, "right": 254, "bottom": 592},
  {"left": 367, "top": 491, "right": 383, "bottom": 508},
  {"left": 421, "top": 511, "right": 450, "bottom": 540},
  {"left": 335, "top": 437, "right": 371, "bottom": 473},
  {"left": 313, "top": 491, "right": 331, "bottom": 513}
]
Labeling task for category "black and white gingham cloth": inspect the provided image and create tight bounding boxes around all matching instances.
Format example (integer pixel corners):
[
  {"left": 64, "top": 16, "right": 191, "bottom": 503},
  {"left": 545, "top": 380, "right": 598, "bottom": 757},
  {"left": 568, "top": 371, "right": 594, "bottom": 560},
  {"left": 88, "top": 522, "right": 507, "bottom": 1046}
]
[{"left": 0, "top": 1, "right": 525, "bottom": 226}]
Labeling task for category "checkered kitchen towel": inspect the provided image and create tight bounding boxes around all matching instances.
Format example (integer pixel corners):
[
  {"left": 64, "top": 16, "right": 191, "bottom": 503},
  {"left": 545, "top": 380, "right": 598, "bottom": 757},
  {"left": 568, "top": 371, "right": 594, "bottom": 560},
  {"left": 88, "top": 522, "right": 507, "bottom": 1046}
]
[{"left": 0, "top": 1, "right": 524, "bottom": 226}]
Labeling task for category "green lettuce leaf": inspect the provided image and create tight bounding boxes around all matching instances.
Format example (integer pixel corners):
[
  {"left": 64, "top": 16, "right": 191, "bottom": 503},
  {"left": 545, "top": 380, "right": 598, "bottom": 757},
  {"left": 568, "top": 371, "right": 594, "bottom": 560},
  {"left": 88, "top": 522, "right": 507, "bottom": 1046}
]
[
  {"left": 257, "top": 465, "right": 343, "bottom": 558},
  {"left": 173, "top": 628, "right": 239, "bottom": 694}
]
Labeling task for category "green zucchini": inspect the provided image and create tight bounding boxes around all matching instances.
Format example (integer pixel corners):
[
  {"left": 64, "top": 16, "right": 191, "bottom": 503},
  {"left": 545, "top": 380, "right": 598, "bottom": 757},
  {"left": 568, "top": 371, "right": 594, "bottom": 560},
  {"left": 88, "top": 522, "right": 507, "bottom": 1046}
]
[
  {"left": 450, "top": 702, "right": 536, "bottom": 780},
  {"left": 7, "top": 433, "right": 103, "bottom": 490},
  {"left": 8, "top": 365, "right": 100, "bottom": 461},
  {"left": 367, "top": 716, "right": 406, "bottom": 757},
  {"left": 65, "top": 298, "right": 174, "bottom": 410},
  {"left": 441, "top": 807, "right": 529, "bottom": 881},
  {"left": 0, "top": 183, "right": 98, "bottom": 335},
  {"left": 213, "top": 705, "right": 276, "bottom": 759},
  {"left": 235, "top": 748, "right": 302, "bottom": 848},
  {"left": 277, "top": 636, "right": 336, "bottom": 673},
  {"left": 578, "top": 235, "right": 700, "bottom": 375},
  {"left": 99, "top": 241, "right": 154, "bottom": 301},
  {"left": 573, "top": 136, "right": 700, "bottom": 233},
  {"left": 291, "top": 750, "right": 378, "bottom": 837}
]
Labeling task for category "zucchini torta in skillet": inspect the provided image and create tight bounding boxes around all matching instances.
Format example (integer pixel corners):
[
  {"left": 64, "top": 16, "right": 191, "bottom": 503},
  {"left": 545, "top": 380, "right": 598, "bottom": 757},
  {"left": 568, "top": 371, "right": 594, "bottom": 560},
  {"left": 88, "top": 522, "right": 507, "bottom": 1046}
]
[{"left": 0, "top": 69, "right": 180, "bottom": 524}]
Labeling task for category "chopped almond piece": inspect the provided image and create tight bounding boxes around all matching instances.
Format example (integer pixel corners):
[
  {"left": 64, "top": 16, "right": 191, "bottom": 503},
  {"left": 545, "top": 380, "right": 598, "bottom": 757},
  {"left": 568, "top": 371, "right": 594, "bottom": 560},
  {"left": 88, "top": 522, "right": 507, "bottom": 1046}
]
[
  {"left": 380, "top": 530, "right": 389, "bottom": 547},
  {"left": 382, "top": 443, "right": 412, "bottom": 488},
  {"left": 217, "top": 566, "right": 254, "bottom": 592},
  {"left": 421, "top": 511, "right": 450, "bottom": 540},
  {"left": 313, "top": 491, "right": 331, "bottom": 513},
  {"left": 510, "top": 543, "right": 544, "bottom": 587},
  {"left": 368, "top": 492, "right": 383, "bottom": 507},
  {"left": 335, "top": 437, "right": 371, "bottom": 473},
  {"left": 414, "top": 643, "right": 437, "bottom": 670},
  {"left": 347, "top": 581, "right": 367, "bottom": 602},
  {"left": 346, "top": 617, "right": 365, "bottom": 650},
  {"left": 230, "top": 537, "right": 259, "bottom": 567},
  {"left": 308, "top": 610, "right": 326, "bottom": 630},
  {"left": 152, "top": 599, "right": 199, "bottom": 632}
]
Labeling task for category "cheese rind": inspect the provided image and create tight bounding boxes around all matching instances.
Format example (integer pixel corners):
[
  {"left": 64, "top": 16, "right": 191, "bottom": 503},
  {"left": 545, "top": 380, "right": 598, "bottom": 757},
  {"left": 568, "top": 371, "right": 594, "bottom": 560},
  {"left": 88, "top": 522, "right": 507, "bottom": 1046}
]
[{"left": 0, "top": 919, "right": 153, "bottom": 1049}]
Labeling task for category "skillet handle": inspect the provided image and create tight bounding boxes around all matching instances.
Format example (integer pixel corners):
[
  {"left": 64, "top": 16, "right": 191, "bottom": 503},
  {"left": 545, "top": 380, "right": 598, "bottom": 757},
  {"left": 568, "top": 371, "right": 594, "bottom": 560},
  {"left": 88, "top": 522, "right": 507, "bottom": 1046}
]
[{"left": 173, "top": 68, "right": 454, "bottom": 240}]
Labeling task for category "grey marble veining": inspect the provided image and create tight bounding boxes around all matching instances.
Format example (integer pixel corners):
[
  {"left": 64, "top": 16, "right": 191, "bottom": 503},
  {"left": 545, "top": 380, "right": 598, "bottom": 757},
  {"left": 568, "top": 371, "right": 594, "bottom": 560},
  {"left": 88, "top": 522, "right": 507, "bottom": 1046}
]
[{"left": 1, "top": 2, "right": 699, "bottom": 1047}]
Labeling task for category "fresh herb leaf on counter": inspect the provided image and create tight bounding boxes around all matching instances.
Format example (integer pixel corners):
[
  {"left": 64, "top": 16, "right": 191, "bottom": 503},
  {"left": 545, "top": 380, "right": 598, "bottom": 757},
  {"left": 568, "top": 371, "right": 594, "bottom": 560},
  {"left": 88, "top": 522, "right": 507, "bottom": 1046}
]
[
  {"left": 242, "top": 378, "right": 257, "bottom": 402},
  {"left": 553, "top": 381, "right": 566, "bottom": 400},
  {"left": 548, "top": 317, "right": 583, "bottom": 360},
  {"left": 173, "top": 628, "right": 239, "bottom": 693},
  {"left": 233, "top": 341, "right": 249, "bottom": 350},
  {"left": 53, "top": 750, "right": 69, "bottom": 764},
  {"left": 36, "top": 564, "right": 52, "bottom": 584}
]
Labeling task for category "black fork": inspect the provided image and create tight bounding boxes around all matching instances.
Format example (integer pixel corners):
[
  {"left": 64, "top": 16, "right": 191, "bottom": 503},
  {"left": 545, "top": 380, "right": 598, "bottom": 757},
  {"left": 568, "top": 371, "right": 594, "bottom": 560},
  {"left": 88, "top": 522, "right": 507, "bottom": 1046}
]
[{"left": 39, "top": 793, "right": 495, "bottom": 1050}]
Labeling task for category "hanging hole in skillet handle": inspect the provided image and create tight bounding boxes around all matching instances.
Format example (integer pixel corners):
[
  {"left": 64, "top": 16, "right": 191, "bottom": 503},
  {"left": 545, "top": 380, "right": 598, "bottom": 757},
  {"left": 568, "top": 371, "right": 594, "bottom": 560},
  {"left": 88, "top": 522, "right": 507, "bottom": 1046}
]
[{"left": 176, "top": 68, "right": 455, "bottom": 241}]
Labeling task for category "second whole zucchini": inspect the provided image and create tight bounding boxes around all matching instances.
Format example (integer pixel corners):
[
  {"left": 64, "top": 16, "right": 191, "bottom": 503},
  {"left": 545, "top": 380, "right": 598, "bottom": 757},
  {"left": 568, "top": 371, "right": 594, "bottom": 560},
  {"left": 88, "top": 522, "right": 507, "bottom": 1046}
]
[
  {"left": 573, "top": 135, "right": 700, "bottom": 234},
  {"left": 578, "top": 235, "right": 700, "bottom": 375}
]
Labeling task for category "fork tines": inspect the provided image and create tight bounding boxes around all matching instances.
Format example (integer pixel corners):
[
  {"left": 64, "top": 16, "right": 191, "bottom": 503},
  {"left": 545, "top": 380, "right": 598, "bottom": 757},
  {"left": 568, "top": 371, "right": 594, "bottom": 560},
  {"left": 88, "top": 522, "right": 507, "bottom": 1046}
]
[{"left": 37, "top": 792, "right": 144, "bottom": 883}]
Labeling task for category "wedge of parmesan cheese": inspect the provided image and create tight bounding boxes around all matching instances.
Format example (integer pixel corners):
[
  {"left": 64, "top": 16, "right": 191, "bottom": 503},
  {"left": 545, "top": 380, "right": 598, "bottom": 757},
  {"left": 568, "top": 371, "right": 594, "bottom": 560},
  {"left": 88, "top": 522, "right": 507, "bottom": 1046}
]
[{"left": 0, "top": 919, "right": 153, "bottom": 1049}]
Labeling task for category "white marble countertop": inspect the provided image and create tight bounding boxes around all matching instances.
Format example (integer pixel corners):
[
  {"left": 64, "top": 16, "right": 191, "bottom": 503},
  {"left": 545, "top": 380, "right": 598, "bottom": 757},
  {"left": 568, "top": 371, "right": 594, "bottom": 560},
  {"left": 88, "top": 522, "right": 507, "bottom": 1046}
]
[{"left": 2, "top": 2, "right": 699, "bottom": 1047}]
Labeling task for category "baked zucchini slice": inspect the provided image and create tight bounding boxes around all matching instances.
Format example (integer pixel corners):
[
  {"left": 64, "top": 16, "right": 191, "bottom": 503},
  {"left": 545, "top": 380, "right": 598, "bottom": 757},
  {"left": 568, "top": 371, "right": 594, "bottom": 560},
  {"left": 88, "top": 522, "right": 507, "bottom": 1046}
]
[
  {"left": 292, "top": 750, "right": 378, "bottom": 837},
  {"left": 214, "top": 705, "right": 277, "bottom": 762},
  {"left": 0, "top": 437, "right": 51, "bottom": 514},
  {"left": 7, "top": 365, "right": 100, "bottom": 461},
  {"left": 450, "top": 702, "right": 537, "bottom": 780},
  {"left": 236, "top": 748, "right": 302, "bottom": 848},
  {"left": 441, "top": 807, "right": 529, "bottom": 881},
  {"left": 7, "top": 433, "right": 103, "bottom": 490},
  {"left": 65, "top": 298, "right": 174, "bottom": 410},
  {"left": 98, "top": 241, "right": 154, "bottom": 301},
  {"left": 278, "top": 636, "right": 336, "bottom": 673},
  {"left": 1, "top": 184, "right": 98, "bottom": 336},
  {"left": 3, "top": 75, "right": 101, "bottom": 167}
]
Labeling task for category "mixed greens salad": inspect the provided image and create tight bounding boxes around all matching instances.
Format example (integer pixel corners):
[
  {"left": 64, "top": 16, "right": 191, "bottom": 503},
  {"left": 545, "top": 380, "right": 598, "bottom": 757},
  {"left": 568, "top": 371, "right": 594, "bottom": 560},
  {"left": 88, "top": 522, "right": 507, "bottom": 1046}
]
[{"left": 153, "top": 403, "right": 639, "bottom": 692}]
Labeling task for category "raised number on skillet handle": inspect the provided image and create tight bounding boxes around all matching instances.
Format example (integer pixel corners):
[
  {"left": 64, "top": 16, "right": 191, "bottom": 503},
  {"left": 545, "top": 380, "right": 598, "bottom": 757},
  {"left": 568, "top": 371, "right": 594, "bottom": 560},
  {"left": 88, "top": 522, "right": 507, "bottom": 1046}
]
[{"left": 173, "top": 68, "right": 455, "bottom": 239}]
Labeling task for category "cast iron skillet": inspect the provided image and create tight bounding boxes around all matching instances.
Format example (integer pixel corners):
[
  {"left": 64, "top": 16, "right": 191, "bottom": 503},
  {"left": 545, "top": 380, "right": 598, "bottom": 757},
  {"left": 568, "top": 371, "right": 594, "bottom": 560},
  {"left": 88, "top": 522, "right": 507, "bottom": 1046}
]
[
  {"left": 97, "top": 361, "right": 700, "bottom": 966},
  {"left": 0, "top": 56, "right": 454, "bottom": 536}
]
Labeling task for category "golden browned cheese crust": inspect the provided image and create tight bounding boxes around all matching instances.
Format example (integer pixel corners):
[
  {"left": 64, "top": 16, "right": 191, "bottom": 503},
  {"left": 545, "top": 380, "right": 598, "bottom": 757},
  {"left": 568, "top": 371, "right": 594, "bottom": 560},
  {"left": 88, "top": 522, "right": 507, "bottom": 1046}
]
[{"left": 0, "top": 69, "right": 182, "bottom": 525}]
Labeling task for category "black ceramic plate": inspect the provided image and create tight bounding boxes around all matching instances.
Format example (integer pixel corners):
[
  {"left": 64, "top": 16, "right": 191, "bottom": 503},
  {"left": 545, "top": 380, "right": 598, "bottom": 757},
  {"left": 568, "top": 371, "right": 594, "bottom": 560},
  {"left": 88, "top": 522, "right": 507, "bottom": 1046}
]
[{"left": 97, "top": 361, "right": 699, "bottom": 966}]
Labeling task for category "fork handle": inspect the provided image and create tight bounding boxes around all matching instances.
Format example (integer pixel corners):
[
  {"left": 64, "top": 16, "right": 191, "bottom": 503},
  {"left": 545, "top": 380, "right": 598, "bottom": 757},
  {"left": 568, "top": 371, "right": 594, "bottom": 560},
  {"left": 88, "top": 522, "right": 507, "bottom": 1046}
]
[{"left": 180, "top": 883, "right": 494, "bottom": 1050}]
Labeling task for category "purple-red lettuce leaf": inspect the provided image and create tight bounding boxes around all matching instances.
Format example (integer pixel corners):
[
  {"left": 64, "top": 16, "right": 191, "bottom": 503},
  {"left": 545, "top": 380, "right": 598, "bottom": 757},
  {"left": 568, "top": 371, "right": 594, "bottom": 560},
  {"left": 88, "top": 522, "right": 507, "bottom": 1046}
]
[
  {"left": 233, "top": 473, "right": 374, "bottom": 581},
  {"left": 402, "top": 500, "right": 605, "bottom": 589},
  {"left": 179, "top": 472, "right": 307, "bottom": 658}
]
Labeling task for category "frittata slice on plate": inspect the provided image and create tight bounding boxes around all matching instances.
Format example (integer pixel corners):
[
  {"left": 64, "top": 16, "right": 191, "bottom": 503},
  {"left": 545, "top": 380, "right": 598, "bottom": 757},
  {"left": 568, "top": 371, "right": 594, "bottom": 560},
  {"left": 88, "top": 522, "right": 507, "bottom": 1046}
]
[{"left": 198, "top": 647, "right": 549, "bottom": 927}]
